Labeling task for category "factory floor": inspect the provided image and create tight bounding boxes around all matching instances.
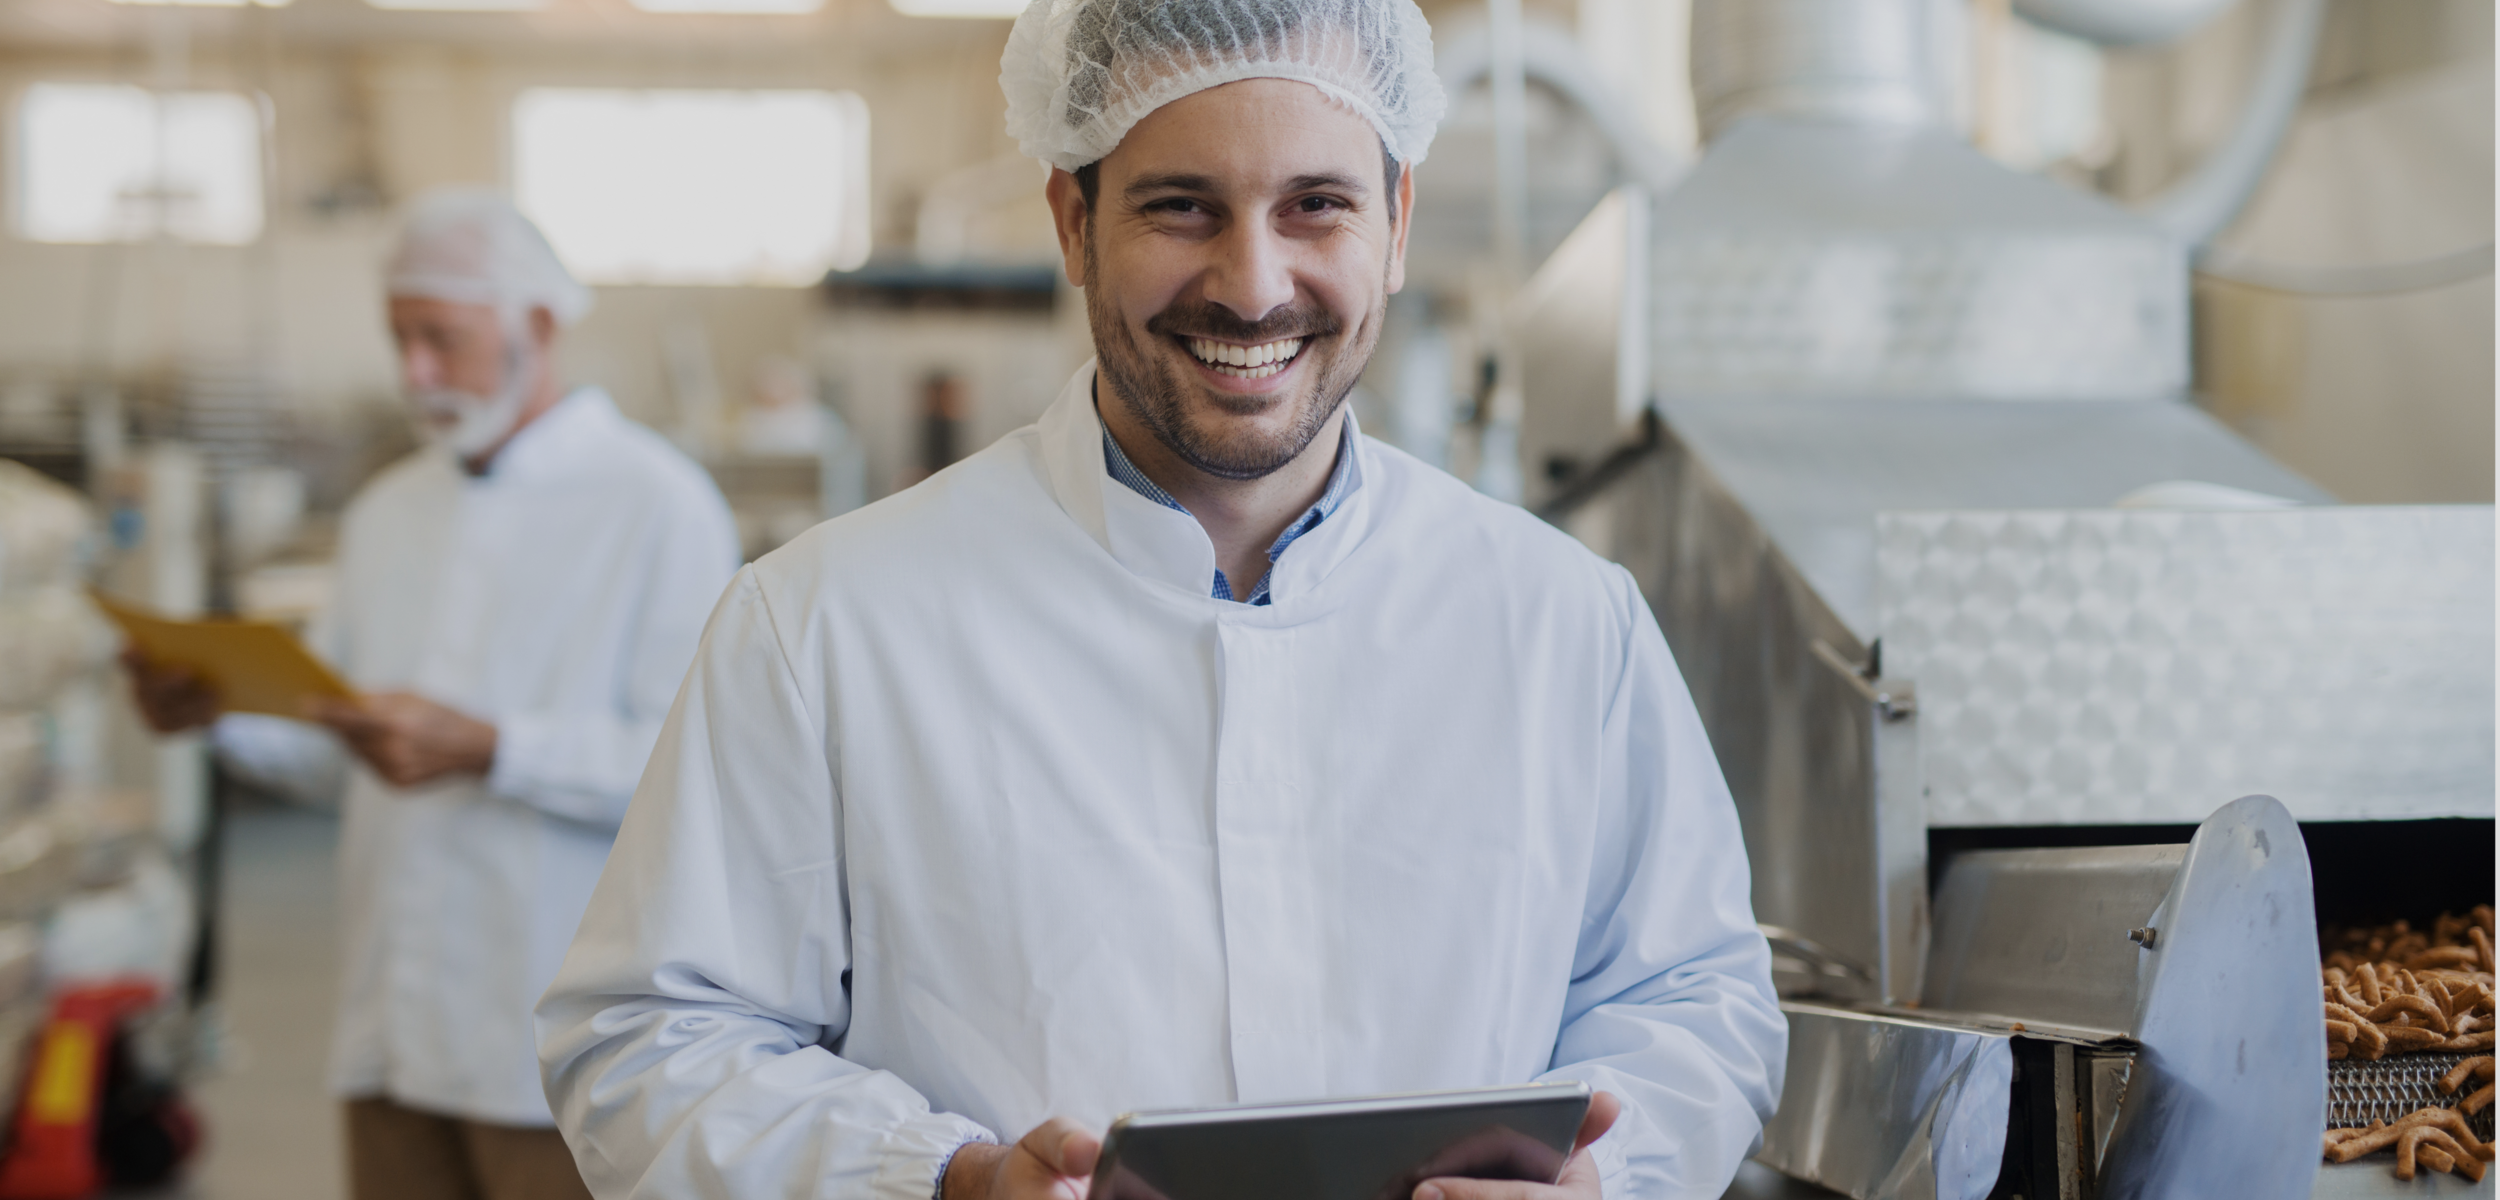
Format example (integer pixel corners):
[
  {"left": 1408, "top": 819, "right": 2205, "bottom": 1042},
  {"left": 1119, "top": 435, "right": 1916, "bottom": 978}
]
[
  {"left": 164, "top": 798, "right": 348, "bottom": 1200},
  {"left": 132, "top": 800, "right": 1839, "bottom": 1200}
]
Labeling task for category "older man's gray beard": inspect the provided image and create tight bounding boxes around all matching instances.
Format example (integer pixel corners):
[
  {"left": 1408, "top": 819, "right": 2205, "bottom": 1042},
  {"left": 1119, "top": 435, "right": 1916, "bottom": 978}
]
[
  {"left": 1086, "top": 240, "right": 1382, "bottom": 482},
  {"left": 407, "top": 316, "right": 539, "bottom": 462}
]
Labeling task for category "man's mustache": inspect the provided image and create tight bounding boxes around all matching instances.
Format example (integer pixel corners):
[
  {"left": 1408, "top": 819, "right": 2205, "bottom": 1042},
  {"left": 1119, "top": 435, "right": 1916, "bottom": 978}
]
[
  {"left": 1145, "top": 301, "right": 1341, "bottom": 345},
  {"left": 407, "top": 389, "right": 484, "bottom": 424}
]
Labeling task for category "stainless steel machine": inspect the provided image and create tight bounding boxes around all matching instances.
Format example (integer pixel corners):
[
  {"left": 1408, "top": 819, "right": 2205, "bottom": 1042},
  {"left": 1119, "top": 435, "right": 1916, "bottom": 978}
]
[{"left": 1505, "top": 1, "right": 2497, "bottom": 1196}]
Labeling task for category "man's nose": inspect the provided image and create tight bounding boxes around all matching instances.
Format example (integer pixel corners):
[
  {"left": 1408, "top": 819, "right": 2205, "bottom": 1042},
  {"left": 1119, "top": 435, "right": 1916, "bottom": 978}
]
[
  {"left": 1202, "top": 221, "right": 1297, "bottom": 324},
  {"left": 398, "top": 344, "right": 441, "bottom": 392}
]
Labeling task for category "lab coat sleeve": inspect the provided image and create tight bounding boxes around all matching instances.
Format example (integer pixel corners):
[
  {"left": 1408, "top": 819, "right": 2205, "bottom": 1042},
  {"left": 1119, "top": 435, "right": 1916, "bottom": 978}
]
[
  {"left": 1537, "top": 566, "right": 1787, "bottom": 1199},
  {"left": 485, "top": 494, "right": 739, "bottom": 829},
  {"left": 206, "top": 602, "right": 351, "bottom": 806},
  {"left": 535, "top": 568, "right": 994, "bottom": 1200},
  {"left": 209, "top": 714, "right": 349, "bottom": 806}
]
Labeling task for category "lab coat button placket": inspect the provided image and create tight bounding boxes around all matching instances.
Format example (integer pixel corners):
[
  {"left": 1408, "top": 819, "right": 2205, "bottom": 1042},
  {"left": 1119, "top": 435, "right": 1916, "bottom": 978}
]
[
  {"left": 1208, "top": 617, "right": 1309, "bottom": 1101},
  {"left": 1210, "top": 617, "right": 1248, "bottom": 1092}
]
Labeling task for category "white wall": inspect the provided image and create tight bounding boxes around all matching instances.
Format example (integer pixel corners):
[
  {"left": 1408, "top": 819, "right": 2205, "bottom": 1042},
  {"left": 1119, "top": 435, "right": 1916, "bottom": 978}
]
[
  {"left": 0, "top": 27, "right": 1036, "bottom": 442},
  {"left": 809, "top": 304, "right": 1084, "bottom": 502}
]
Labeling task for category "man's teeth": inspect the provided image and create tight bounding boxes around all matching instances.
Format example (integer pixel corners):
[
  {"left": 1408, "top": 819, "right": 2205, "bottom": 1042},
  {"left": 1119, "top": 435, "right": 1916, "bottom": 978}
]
[{"left": 1186, "top": 337, "right": 1305, "bottom": 379}]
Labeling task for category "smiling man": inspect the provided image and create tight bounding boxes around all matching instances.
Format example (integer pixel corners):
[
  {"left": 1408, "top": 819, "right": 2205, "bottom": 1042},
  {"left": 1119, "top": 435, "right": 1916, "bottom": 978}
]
[{"left": 535, "top": 3, "right": 1783, "bottom": 1199}]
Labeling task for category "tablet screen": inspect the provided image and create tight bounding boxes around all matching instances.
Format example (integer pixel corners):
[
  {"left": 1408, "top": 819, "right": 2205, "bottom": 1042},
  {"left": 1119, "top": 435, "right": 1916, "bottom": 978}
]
[{"left": 1088, "top": 1083, "right": 1589, "bottom": 1200}]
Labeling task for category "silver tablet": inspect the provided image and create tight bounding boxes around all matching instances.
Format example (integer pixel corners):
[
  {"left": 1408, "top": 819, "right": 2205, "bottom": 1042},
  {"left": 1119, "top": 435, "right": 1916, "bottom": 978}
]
[{"left": 1086, "top": 1081, "right": 1591, "bottom": 1200}]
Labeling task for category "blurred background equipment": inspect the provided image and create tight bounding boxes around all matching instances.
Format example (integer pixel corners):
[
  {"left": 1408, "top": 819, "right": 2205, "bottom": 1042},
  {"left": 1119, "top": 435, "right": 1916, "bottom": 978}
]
[
  {"left": 0, "top": 0, "right": 2489, "bottom": 1196},
  {"left": 916, "top": 369, "right": 964, "bottom": 481},
  {"left": 0, "top": 464, "right": 206, "bottom": 1200}
]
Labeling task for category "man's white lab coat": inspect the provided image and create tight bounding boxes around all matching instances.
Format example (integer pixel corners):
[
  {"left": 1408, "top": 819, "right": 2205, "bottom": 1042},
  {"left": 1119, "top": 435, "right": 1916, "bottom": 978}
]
[
  {"left": 535, "top": 364, "right": 1784, "bottom": 1197},
  {"left": 215, "top": 388, "right": 739, "bottom": 1125}
]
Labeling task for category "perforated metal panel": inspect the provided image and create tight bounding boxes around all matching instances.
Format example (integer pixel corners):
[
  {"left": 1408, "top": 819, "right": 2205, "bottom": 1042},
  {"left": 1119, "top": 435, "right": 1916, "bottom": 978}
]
[
  {"left": 1877, "top": 506, "right": 2496, "bottom": 826},
  {"left": 1651, "top": 121, "right": 2187, "bottom": 403}
]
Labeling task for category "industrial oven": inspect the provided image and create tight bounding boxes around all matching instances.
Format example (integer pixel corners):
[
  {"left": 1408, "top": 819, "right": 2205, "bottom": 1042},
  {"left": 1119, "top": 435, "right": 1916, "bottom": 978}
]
[{"left": 1504, "top": 2, "right": 2497, "bottom": 1196}]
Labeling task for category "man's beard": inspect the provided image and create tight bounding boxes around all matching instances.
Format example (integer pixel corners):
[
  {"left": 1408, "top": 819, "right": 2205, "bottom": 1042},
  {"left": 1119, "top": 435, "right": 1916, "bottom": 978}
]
[
  {"left": 407, "top": 320, "right": 537, "bottom": 462},
  {"left": 1086, "top": 235, "right": 1382, "bottom": 481}
]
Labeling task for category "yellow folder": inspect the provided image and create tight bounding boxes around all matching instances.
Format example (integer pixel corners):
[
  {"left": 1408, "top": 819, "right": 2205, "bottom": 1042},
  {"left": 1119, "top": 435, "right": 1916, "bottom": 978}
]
[{"left": 88, "top": 589, "right": 353, "bottom": 719}]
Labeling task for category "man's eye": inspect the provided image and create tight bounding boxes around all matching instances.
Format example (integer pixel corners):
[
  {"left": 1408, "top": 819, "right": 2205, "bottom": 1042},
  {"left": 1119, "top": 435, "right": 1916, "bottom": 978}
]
[
  {"left": 1151, "top": 198, "right": 1206, "bottom": 215},
  {"left": 1296, "top": 196, "right": 1345, "bottom": 214}
]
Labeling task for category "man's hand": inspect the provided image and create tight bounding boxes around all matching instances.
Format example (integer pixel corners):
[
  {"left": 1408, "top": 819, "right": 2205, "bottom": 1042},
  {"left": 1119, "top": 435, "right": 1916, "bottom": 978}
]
[
  {"left": 120, "top": 649, "right": 221, "bottom": 734},
  {"left": 943, "top": 1119, "right": 1100, "bottom": 1200},
  {"left": 314, "top": 692, "right": 497, "bottom": 788},
  {"left": 1414, "top": 1090, "right": 1621, "bottom": 1200}
]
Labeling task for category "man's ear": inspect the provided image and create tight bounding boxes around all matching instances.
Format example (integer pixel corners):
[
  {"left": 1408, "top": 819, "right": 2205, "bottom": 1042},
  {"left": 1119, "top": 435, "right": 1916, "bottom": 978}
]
[
  {"left": 529, "top": 305, "right": 558, "bottom": 350},
  {"left": 1385, "top": 162, "right": 1415, "bottom": 295},
  {"left": 1045, "top": 168, "right": 1090, "bottom": 289}
]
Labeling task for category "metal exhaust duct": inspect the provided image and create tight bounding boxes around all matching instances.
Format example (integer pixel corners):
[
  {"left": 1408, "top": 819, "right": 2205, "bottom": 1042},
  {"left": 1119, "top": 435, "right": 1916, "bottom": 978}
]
[{"left": 1661, "top": 0, "right": 2188, "bottom": 403}]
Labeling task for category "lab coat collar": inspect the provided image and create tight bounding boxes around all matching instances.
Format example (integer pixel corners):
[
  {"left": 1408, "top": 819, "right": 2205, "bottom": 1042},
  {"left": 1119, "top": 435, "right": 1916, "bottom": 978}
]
[
  {"left": 1036, "top": 361, "right": 1375, "bottom": 611},
  {"left": 472, "top": 387, "right": 618, "bottom": 484},
  {"left": 1265, "top": 404, "right": 1368, "bottom": 604}
]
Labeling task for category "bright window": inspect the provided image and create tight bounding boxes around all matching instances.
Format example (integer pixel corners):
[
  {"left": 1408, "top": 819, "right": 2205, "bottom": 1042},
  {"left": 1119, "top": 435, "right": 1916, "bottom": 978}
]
[
  {"left": 512, "top": 88, "right": 870, "bottom": 286},
  {"left": 13, "top": 84, "right": 264, "bottom": 245},
  {"left": 630, "top": 0, "right": 821, "bottom": 13},
  {"left": 364, "top": 0, "right": 541, "bottom": 11},
  {"left": 888, "top": 0, "right": 1025, "bottom": 15}
]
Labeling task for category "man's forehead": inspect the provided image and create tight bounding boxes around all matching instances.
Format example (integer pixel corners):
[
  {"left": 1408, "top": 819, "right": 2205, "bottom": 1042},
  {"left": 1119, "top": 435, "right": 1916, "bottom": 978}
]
[
  {"left": 1102, "top": 78, "right": 1386, "bottom": 190},
  {"left": 387, "top": 294, "right": 500, "bottom": 325}
]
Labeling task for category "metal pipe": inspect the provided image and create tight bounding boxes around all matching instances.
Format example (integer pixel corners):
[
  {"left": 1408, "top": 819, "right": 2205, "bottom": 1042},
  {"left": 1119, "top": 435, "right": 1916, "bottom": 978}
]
[
  {"left": 2195, "top": 242, "right": 2496, "bottom": 296},
  {"left": 1485, "top": 0, "right": 1528, "bottom": 282},
  {"left": 1688, "top": 0, "right": 1951, "bottom": 139},
  {"left": 2136, "top": 0, "right": 2328, "bottom": 254},
  {"left": 2015, "top": 0, "right": 2237, "bottom": 46},
  {"left": 1430, "top": 21, "right": 1685, "bottom": 191}
]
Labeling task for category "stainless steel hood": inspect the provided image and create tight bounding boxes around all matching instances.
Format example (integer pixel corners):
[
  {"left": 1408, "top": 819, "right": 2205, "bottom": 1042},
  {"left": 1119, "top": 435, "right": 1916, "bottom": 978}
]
[
  {"left": 1652, "top": 396, "right": 2325, "bottom": 639},
  {"left": 1651, "top": 120, "right": 2189, "bottom": 403},
  {"left": 1655, "top": 0, "right": 2191, "bottom": 404}
]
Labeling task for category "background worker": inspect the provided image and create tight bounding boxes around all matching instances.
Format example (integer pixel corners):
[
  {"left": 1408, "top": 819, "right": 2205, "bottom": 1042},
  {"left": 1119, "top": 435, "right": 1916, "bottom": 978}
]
[
  {"left": 122, "top": 190, "right": 741, "bottom": 1200},
  {"left": 538, "top": 2, "right": 1784, "bottom": 1197}
]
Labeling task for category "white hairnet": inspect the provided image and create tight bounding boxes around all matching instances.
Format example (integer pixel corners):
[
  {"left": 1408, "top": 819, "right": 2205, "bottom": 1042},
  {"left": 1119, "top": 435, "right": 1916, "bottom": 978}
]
[
  {"left": 384, "top": 189, "right": 593, "bottom": 327},
  {"left": 1000, "top": 0, "right": 1446, "bottom": 173}
]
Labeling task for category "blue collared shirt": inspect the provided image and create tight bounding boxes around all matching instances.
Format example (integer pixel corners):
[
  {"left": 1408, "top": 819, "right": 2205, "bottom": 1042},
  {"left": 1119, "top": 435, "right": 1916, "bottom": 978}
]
[{"left": 1102, "top": 418, "right": 1357, "bottom": 605}]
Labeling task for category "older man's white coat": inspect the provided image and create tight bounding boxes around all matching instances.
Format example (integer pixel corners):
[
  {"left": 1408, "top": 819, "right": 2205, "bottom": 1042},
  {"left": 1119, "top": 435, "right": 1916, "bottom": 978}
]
[
  {"left": 536, "top": 364, "right": 1785, "bottom": 1198},
  {"left": 216, "top": 388, "right": 739, "bottom": 1125}
]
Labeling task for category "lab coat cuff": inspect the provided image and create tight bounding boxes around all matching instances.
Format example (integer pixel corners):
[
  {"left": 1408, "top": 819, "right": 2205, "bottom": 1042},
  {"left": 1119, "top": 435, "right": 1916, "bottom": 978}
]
[
  {"left": 928, "top": 1129, "right": 999, "bottom": 1200},
  {"left": 210, "top": 712, "right": 298, "bottom": 766},
  {"left": 869, "top": 1109, "right": 996, "bottom": 1200},
  {"left": 484, "top": 712, "right": 554, "bottom": 801}
]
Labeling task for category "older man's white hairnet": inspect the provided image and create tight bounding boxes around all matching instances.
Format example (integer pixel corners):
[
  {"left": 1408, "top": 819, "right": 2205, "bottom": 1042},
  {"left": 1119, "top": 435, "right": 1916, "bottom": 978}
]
[
  {"left": 384, "top": 189, "right": 593, "bottom": 327},
  {"left": 1000, "top": 0, "right": 1446, "bottom": 173}
]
